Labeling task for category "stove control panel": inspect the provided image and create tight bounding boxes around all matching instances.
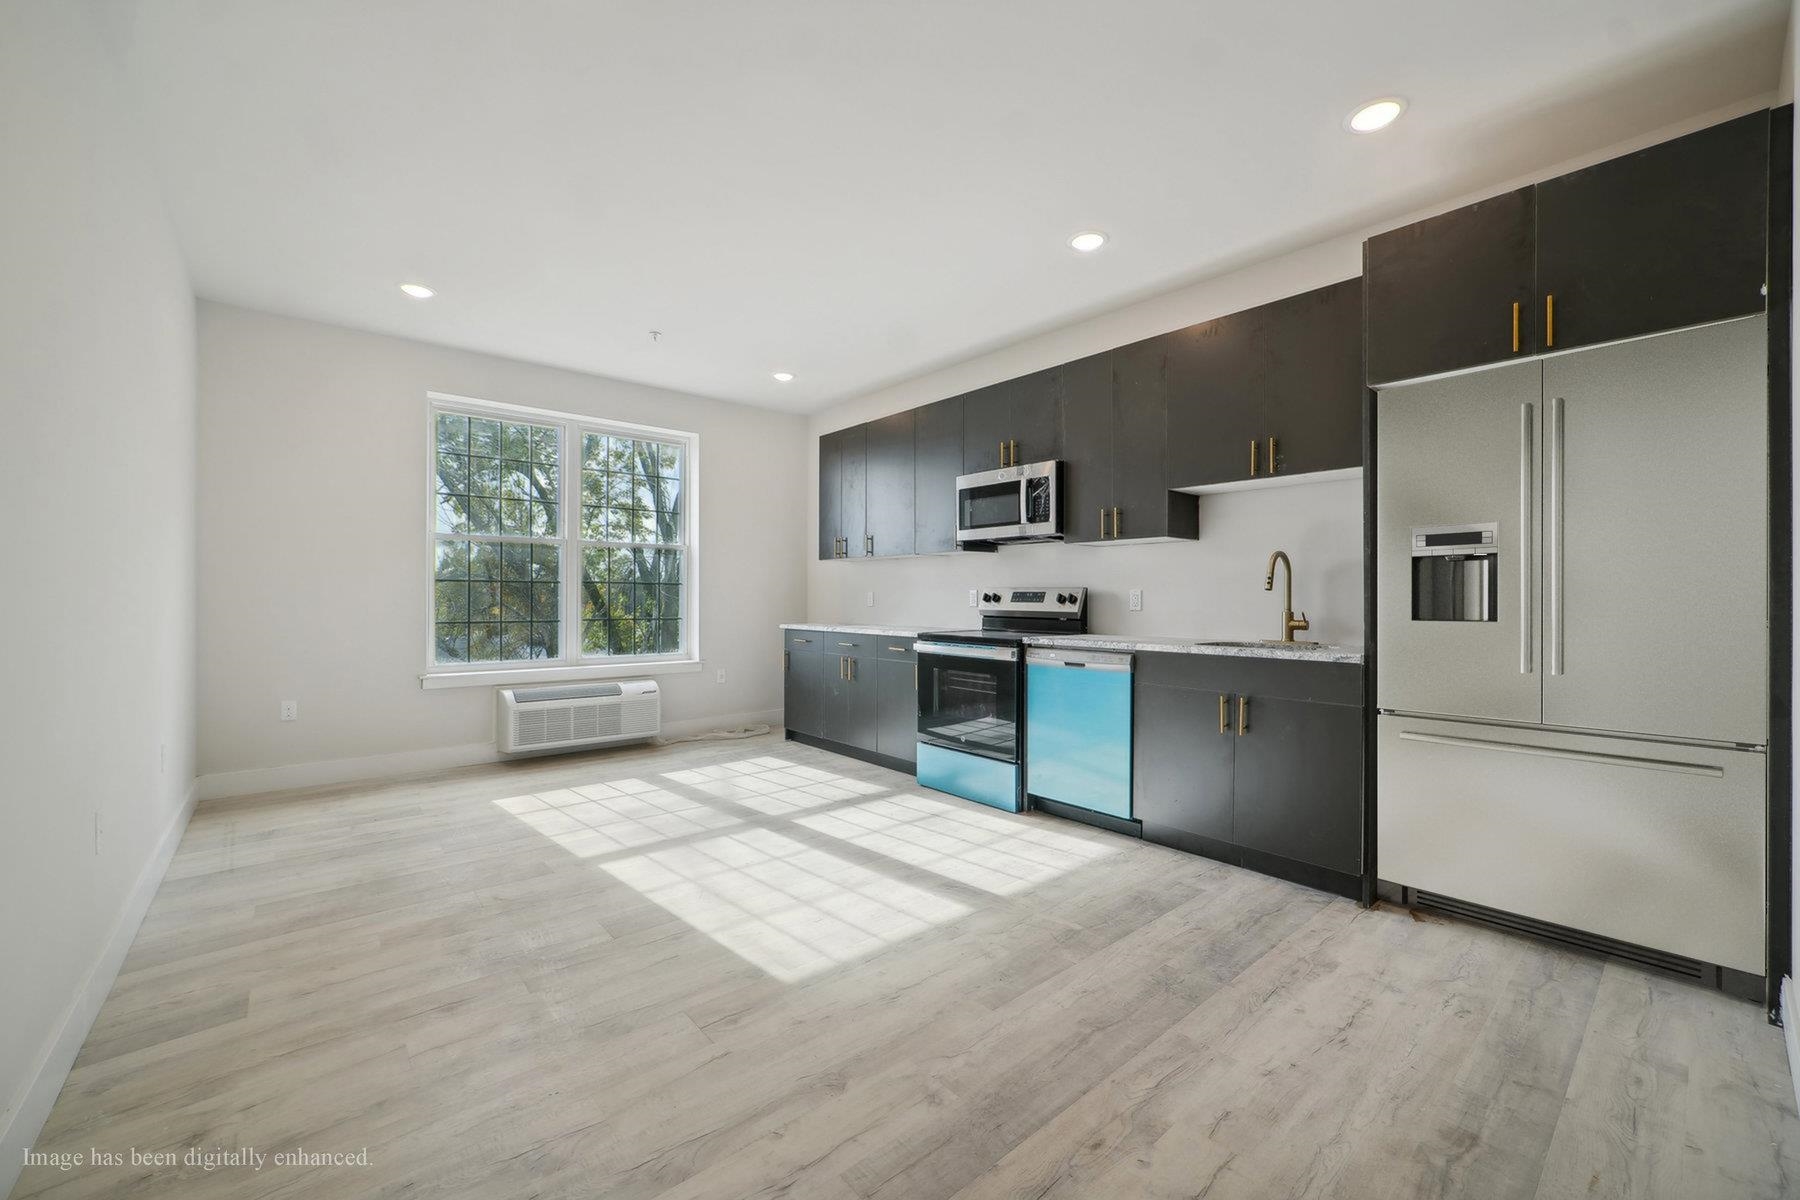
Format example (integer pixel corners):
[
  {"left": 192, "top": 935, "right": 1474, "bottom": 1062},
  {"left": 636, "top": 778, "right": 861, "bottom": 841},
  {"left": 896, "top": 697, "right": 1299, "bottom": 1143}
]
[{"left": 977, "top": 587, "right": 1086, "bottom": 616}]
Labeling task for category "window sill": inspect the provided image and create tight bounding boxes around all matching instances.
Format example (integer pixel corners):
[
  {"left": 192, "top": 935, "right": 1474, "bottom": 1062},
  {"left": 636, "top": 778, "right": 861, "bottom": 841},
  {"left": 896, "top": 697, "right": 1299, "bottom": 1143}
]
[{"left": 420, "top": 659, "right": 703, "bottom": 690}]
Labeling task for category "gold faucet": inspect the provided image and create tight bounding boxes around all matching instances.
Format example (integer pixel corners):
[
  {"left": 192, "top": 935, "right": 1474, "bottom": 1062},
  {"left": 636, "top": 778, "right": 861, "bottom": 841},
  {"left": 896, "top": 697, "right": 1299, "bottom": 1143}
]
[{"left": 1264, "top": 550, "right": 1310, "bottom": 643}]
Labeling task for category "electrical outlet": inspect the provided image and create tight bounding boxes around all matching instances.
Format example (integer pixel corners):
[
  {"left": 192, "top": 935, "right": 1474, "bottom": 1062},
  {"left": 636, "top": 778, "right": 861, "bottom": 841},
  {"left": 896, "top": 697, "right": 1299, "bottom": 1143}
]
[
  {"left": 1129, "top": 589, "right": 1144, "bottom": 612},
  {"left": 280, "top": 700, "right": 298, "bottom": 722},
  {"left": 865, "top": 591, "right": 875, "bottom": 608},
  {"left": 968, "top": 588, "right": 978, "bottom": 607},
  {"left": 716, "top": 669, "right": 727, "bottom": 684}
]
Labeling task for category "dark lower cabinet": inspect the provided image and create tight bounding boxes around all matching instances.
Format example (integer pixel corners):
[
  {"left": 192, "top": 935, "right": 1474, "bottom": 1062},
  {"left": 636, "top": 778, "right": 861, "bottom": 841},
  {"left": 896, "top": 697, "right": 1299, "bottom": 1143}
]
[
  {"left": 875, "top": 655, "right": 918, "bottom": 766},
  {"left": 1133, "top": 682, "right": 1234, "bottom": 854},
  {"left": 784, "top": 643, "right": 838, "bottom": 738},
  {"left": 1131, "top": 653, "right": 1364, "bottom": 897},
  {"left": 783, "top": 631, "right": 917, "bottom": 769},
  {"left": 1230, "top": 694, "right": 1363, "bottom": 875}
]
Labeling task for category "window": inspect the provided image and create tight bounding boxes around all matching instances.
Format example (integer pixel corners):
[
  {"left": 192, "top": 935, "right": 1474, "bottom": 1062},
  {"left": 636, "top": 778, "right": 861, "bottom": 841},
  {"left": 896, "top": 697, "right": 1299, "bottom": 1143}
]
[{"left": 427, "top": 395, "right": 695, "bottom": 678}]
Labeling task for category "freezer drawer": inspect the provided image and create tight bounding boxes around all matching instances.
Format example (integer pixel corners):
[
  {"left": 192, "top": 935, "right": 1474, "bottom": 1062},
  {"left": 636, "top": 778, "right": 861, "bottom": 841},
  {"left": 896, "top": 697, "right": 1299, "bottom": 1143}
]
[
  {"left": 1025, "top": 652, "right": 1133, "bottom": 819},
  {"left": 1377, "top": 715, "right": 1765, "bottom": 974}
]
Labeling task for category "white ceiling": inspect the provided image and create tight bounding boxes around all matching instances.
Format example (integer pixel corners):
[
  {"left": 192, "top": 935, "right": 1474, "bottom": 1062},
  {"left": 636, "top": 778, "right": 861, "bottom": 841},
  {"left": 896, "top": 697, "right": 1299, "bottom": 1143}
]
[{"left": 107, "top": 0, "right": 1786, "bottom": 412}]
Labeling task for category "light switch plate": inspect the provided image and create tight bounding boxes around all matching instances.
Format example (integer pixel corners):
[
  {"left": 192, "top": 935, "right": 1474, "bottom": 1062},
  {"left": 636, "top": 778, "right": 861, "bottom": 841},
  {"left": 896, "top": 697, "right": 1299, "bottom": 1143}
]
[
  {"left": 968, "top": 589, "right": 978, "bottom": 607},
  {"left": 865, "top": 591, "right": 875, "bottom": 607},
  {"left": 1129, "top": 589, "right": 1143, "bottom": 612}
]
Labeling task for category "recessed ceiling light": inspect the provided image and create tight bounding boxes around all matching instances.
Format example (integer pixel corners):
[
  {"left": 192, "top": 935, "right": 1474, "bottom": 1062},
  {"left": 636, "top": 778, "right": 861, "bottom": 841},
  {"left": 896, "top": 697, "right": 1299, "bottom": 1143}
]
[
  {"left": 398, "top": 282, "right": 435, "bottom": 299},
  {"left": 1346, "top": 98, "right": 1405, "bottom": 133},
  {"left": 1068, "top": 231, "right": 1108, "bottom": 253},
  {"left": 772, "top": 371, "right": 795, "bottom": 382}
]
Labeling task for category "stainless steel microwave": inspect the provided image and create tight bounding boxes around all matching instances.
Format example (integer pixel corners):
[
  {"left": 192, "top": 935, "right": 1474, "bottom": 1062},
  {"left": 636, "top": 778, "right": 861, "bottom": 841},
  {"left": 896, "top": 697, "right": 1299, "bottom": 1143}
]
[{"left": 955, "top": 460, "right": 1062, "bottom": 544}]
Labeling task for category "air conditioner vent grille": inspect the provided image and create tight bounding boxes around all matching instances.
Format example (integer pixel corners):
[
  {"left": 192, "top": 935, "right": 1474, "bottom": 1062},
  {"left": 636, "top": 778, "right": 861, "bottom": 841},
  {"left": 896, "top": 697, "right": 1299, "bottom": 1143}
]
[{"left": 497, "top": 681, "right": 660, "bottom": 755}]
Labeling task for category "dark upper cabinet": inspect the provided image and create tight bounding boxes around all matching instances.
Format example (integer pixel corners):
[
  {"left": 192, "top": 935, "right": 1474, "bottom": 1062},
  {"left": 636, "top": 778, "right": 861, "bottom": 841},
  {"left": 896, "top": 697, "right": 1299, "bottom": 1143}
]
[
  {"left": 1008, "top": 367, "right": 1063, "bottom": 464},
  {"left": 1231, "top": 694, "right": 1363, "bottom": 875},
  {"left": 1536, "top": 110, "right": 1769, "bottom": 354},
  {"left": 817, "top": 432, "right": 844, "bottom": 560},
  {"left": 1365, "top": 185, "right": 1537, "bottom": 386},
  {"left": 1133, "top": 681, "right": 1235, "bottom": 854},
  {"left": 961, "top": 382, "right": 1013, "bottom": 473},
  {"left": 1165, "top": 316, "right": 1267, "bottom": 488},
  {"left": 1062, "top": 338, "right": 1197, "bottom": 545},
  {"left": 914, "top": 397, "right": 963, "bottom": 555},
  {"left": 864, "top": 410, "right": 915, "bottom": 558},
  {"left": 1059, "top": 352, "right": 1114, "bottom": 544},
  {"left": 1265, "top": 279, "right": 1364, "bottom": 477}
]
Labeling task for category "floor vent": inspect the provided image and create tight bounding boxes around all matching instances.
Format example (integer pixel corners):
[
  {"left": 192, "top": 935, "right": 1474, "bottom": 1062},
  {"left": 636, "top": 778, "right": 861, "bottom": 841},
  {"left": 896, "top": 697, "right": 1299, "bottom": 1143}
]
[{"left": 1411, "top": 889, "right": 1709, "bottom": 980}]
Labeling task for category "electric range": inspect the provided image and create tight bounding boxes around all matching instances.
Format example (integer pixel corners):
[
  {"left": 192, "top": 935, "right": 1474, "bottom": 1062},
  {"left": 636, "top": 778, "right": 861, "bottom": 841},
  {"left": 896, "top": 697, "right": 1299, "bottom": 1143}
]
[{"left": 913, "top": 587, "right": 1087, "bottom": 812}]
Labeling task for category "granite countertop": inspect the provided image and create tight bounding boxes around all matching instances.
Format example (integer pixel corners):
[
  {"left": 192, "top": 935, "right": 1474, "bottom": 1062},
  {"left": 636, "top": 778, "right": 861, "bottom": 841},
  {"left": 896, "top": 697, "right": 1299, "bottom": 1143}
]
[
  {"left": 779, "top": 623, "right": 1362, "bottom": 664},
  {"left": 779, "top": 622, "right": 939, "bottom": 639},
  {"left": 1022, "top": 632, "right": 1363, "bottom": 665}
]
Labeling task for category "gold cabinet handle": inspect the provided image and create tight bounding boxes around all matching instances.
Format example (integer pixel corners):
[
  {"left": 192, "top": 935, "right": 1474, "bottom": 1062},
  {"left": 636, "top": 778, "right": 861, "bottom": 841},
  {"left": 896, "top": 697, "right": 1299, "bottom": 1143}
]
[
  {"left": 999, "top": 440, "right": 1007, "bottom": 467},
  {"left": 1545, "top": 293, "right": 1555, "bottom": 347},
  {"left": 1266, "top": 436, "right": 1278, "bottom": 475},
  {"left": 784, "top": 651, "right": 790, "bottom": 670},
  {"left": 1009, "top": 439, "right": 1018, "bottom": 466},
  {"left": 1112, "top": 507, "right": 1121, "bottom": 539},
  {"left": 1511, "top": 301, "right": 1521, "bottom": 353},
  {"left": 1218, "top": 694, "right": 1228, "bottom": 734},
  {"left": 1249, "top": 439, "right": 1259, "bottom": 477},
  {"left": 1099, "top": 507, "right": 1107, "bottom": 539},
  {"left": 1237, "top": 695, "right": 1250, "bottom": 736},
  {"left": 848, "top": 657, "right": 856, "bottom": 682},
  {"left": 840, "top": 655, "right": 847, "bottom": 680}
]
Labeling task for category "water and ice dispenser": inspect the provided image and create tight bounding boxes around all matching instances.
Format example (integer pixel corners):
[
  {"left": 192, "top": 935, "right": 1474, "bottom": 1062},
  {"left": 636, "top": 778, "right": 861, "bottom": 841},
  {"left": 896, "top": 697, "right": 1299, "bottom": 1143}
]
[{"left": 1411, "top": 522, "right": 1497, "bottom": 621}]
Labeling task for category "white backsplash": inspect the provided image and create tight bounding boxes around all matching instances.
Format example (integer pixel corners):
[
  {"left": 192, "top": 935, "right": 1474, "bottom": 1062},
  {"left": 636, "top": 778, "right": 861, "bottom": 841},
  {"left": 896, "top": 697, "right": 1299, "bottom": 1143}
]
[{"left": 805, "top": 475, "right": 1364, "bottom": 644}]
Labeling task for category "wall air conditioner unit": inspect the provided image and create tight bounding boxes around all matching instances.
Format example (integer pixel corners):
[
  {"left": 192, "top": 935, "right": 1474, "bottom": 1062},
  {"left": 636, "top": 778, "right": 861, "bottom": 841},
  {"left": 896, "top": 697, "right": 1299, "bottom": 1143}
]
[{"left": 496, "top": 680, "right": 660, "bottom": 755}]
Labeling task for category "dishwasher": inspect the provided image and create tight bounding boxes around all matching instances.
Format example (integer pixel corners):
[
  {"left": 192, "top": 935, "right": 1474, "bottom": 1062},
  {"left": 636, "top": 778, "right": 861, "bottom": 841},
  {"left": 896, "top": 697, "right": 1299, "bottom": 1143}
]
[{"left": 1024, "top": 648, "right": 1133, "bottom": 822}]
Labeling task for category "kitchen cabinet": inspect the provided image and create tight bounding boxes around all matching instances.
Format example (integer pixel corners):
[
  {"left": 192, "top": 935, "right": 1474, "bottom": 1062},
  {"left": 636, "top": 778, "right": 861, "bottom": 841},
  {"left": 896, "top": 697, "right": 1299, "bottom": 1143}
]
[
  {"left": 1536, "top": 110, "right": 1769, "bottom": 354},
  {"left": 1061, "top": 343, "right": 1197, "bottom": 544},
  {"left": 817, "top": 425, "right": 867, "bottom": 559},
  {"left": 1130, "top": 652, "right": 1363, "bottom": 896},
  {"left": 962, "top": 375, "right": 1062, "bottom": 473},
  {"left": 876, "top": 649, "right": 919, "bottom": 766},
  {"left": 1133, "top": 682, "right": 1235, "bottom": 855},
  {"left": 1231, "top": 694, "right": 1363, "bottom": 875},
  {"left": 1365, "top": 186, "right": 1538, "bottom": 386},
  {"left": 1365, "top": 110, "right": 1772, "bottom": 385},
  {"left": 864, "top": 410, "right": 915, "bottom": 558},
  {"left": 782, "top": 629, "right": 918, "bottom": 770},
  {"left": 914, "top": 397, "right": 963, "bottom": 555}
]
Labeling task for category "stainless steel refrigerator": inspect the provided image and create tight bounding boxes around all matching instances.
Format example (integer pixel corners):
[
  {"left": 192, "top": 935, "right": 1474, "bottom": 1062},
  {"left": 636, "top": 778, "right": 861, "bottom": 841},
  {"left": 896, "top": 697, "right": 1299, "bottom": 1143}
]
[{"left": 1375, "top": 314, "right": 1768, "bottom": 981}]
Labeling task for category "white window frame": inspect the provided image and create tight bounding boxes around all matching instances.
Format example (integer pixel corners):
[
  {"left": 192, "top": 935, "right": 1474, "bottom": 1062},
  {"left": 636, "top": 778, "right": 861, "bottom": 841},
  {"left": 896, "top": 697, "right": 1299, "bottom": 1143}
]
[{"left": 420, "top": 391, "right": 701, "bottom": 690}]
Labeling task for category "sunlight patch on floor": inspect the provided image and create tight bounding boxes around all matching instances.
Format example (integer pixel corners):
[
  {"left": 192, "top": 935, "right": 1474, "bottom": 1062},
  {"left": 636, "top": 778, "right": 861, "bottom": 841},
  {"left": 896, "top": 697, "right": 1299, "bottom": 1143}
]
[
  {"left": 796, "top": 792, "right": 1115, "bottom": 895},
  {"left": 492, "top": 779, "right": 740, "bottom": 858},
  {"left": 599, "top": 827, "right": 970, "bottom": 982},
  {"left": 661, "top": 758, "right": 889, "bottom": 816}
]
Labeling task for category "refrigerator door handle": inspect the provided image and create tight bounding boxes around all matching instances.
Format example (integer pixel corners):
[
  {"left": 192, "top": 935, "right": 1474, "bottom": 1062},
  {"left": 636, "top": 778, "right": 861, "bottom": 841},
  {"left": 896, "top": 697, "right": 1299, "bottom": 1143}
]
[
  {"left": 1520, "top": 401, "right": 1534, "bottom": 675},
  {"left": 1395, "top": 729, "right": 1724, "bottom": 778},
  {"left": 1547, "top": 395, "right": 1565, "bottom": 677}
]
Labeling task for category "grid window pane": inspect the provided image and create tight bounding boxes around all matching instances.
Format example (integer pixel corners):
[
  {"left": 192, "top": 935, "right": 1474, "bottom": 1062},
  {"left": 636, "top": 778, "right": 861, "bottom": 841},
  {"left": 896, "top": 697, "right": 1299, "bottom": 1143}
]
[
  {"left": 582, "top": 547, "right": 682, "bottom": 657},
  {"left": 433, "top": 537, "right": 561, "bottom": 664}
]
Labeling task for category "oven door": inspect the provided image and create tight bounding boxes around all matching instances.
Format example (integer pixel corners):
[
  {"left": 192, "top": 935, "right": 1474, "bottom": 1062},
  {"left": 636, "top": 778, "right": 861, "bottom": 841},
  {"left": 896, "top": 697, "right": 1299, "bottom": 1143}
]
[
  {"left": 955, "top": 474, "right": 1026, "bottom": 543},
  {"left": 914, "top": 641, "right": 1020, "bottom": 763}
]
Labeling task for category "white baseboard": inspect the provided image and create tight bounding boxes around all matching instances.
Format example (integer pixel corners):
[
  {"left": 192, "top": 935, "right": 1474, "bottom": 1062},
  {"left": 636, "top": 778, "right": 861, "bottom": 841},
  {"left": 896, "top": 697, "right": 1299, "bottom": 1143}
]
[
  {"left": 1784, "top": 976, "right": 1800, "bottom": 1116},
  {"left": 196, "top": 740, "right": 500, "bottom": 801},
  {"left": 0, "top": 780, "right": 198, "bottom": 1199},
  {"left": 195, "top": 708, "right": 787, "bottom": 801}
]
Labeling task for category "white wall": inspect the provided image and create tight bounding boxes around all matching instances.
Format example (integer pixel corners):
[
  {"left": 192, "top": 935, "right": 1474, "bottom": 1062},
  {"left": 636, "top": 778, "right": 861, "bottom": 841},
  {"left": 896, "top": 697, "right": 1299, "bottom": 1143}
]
[
  {"left": 805, "top": 99, "right": 1776, "bottom": 643},
  {"left": 195, "top": 304, "right": 808, "bottom": 793},
  {"left": 0, "top": 2, "right": 198, "bottom": 1188}
]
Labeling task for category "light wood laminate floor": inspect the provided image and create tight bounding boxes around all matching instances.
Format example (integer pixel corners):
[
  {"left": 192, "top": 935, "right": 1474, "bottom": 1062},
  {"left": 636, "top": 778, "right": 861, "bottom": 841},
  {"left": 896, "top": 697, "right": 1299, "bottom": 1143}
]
[{"left": 12, "top": 733, "right": 1799, "bottom": 1200}]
